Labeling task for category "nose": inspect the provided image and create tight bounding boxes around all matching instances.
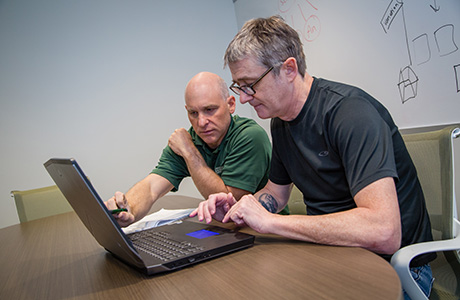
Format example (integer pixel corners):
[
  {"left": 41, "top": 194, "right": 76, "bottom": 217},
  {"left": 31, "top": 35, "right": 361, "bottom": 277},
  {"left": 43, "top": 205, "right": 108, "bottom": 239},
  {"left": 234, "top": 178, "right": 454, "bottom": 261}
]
[
  {"left": 239, "top": 92, "right": 253, "bottom": 104},
  {"left": 198, "top": 114, "right": 208, "bottom": 127}
]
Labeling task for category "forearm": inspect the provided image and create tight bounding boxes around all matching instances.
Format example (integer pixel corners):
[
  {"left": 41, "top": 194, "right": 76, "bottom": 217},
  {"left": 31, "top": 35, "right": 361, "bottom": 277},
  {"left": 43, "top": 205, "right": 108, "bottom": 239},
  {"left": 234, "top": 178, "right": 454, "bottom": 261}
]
[
  {"left": 125, "top": 174, "right": 172, "bottom": 222},
  {"left": 255, "top": 178, "right": 401, "bottom": 255},
  {"left": 193, "top": 168, "right": 229, "bottom": 198},
  {"left": 179, "top": 145, "right": 237, "bottom": 200},
  {"left": 187, "top": 156, "right": 229, "bottom": 199},
  {"left": 264, "top": 208, "right": 397, "bottom": 254},
  {"left": 254, "top": 181, "right": 291, "bottom": 213}
]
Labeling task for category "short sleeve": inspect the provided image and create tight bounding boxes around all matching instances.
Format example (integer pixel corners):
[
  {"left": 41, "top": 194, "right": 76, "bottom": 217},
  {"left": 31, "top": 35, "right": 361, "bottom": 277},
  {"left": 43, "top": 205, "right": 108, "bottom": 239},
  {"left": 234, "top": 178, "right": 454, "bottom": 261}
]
[
  {"left": 327, "top": 97, "right": 398, "bottom": 196},
  {"left": 151, "top": 145, "right": 189, "bottom": 192}
]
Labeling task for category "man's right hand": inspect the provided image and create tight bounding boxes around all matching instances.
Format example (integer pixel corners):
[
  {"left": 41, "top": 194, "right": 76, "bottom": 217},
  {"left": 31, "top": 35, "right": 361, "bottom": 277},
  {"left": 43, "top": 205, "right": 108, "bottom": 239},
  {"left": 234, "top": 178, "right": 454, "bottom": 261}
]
[
  {"left": 168, "top": 128, "right": 195, "bottom": 158},
  {"left": 190, "top": 192, "right": 237, "bottom": 223},
  {"left": 105, "top": 191, "right": 135, "bottom": 227}
]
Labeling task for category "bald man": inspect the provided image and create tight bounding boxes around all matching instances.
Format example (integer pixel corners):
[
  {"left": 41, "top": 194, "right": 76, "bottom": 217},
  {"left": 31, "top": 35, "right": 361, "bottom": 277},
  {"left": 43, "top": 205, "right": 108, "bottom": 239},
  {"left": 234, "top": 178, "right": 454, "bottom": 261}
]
[{"left": 106, "top": 72, "right": 272, "bottom": 227}]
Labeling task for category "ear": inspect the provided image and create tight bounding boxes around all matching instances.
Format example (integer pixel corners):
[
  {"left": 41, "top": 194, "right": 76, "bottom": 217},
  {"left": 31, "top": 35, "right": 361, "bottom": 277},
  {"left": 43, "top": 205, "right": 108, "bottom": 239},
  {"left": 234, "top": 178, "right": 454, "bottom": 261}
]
[
  {"left": 185, "top": 105, "right": 192, "bottom": 119},
  {"left": 282, "top": 57, "right": 298, "bottom": 82},
  {"left": 226, "top": 95, "right": 236, "bottom": 114}
]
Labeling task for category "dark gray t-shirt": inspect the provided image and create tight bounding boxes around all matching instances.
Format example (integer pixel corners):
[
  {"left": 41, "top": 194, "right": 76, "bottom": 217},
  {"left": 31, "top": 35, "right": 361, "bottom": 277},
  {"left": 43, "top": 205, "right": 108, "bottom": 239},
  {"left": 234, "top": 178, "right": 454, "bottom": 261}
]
[{"left": 270, "top": 77, "right": 434, "bottom": 265}]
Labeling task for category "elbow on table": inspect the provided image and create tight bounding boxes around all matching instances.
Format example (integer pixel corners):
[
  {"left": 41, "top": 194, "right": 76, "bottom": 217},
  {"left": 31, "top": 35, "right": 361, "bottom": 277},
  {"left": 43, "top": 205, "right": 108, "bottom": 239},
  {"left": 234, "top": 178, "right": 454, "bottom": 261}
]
[{"left": 371, "top": 226, "right": 401, "bottom": 255}]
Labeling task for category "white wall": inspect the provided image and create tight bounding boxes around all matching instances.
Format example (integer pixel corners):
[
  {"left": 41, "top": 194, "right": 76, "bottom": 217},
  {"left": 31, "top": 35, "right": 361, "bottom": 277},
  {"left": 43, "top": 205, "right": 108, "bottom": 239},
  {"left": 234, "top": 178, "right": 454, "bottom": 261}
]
[{"left": 0, "top": 0, "right": 250, "bottom": 228}]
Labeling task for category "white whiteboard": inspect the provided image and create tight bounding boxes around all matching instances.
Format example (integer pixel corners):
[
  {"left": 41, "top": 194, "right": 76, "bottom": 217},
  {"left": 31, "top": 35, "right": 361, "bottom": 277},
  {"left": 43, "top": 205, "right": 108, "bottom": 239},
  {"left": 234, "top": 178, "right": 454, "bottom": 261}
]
[{"left": 234, "top": 0, "right": 460, "bottom": 129}]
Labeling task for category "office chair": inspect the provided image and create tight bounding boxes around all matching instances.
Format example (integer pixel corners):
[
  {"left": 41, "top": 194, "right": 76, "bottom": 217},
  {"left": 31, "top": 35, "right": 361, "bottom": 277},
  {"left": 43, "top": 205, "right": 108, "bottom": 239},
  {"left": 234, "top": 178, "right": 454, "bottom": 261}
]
[
  {"left": 391, "top": 125, "right": 460, "bottom": 300},
  {"left": 11, "top": 185, "right": 73, "bottom": 223},
  {"left": 288, "top": 184, "right": 307, "bottom": 215}
]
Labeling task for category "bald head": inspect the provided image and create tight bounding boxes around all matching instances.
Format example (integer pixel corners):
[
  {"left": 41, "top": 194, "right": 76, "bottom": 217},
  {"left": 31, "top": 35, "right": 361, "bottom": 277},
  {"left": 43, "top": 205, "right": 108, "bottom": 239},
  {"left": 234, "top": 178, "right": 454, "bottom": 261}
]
[
  {"left": 185, "top": 72, "right": 229, "bottom": 103},
  {"left": 183, "top": 72, "right": 236, "bottom": 149}
]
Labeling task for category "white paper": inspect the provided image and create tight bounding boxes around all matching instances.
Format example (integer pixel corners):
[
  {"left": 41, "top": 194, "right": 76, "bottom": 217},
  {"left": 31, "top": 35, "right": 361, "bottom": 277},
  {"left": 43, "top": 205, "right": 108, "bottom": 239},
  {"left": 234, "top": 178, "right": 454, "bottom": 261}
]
[{"left": 122, "top": 208, "right": 195, "bottom": 234}]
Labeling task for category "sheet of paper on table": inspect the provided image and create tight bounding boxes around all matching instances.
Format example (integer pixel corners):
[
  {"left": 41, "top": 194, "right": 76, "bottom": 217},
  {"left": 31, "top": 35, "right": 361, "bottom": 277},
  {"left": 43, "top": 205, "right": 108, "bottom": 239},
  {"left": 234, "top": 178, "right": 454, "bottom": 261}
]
[{"left": 121, "top": 208, "right": 195, "bottom": 234}]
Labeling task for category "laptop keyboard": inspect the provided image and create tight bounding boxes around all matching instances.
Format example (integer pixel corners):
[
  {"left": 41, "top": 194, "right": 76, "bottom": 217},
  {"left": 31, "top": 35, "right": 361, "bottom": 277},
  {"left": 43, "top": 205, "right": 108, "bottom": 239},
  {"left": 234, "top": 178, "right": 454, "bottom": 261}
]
[{"left": 129, "top": 230, "right": 204, "bottom": 261}]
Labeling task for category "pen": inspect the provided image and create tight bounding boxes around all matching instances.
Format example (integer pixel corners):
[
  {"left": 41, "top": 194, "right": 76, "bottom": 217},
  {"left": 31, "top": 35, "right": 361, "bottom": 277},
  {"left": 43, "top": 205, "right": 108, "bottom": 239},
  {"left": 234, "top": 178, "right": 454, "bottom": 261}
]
[{"left": 110, "top": 208, "right": 128, "bottom": 214}]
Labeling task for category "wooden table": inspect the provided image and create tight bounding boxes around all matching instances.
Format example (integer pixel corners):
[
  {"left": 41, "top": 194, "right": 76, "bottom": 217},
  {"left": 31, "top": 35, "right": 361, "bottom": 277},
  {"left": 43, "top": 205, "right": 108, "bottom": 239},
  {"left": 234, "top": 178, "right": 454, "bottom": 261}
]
[{"left": 0, "top": 195, "right": 402, "bottom": 299}]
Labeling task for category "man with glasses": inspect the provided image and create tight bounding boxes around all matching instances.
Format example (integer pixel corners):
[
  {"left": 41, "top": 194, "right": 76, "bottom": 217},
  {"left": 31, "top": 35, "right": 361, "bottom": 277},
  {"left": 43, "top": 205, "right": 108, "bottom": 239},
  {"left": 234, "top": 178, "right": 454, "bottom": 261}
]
[
  {"left": 192, "top": 16, "right": 435, "bottom": 298},
  {"left": 106, "top": 72, "right": 273, "bottom": 227}
]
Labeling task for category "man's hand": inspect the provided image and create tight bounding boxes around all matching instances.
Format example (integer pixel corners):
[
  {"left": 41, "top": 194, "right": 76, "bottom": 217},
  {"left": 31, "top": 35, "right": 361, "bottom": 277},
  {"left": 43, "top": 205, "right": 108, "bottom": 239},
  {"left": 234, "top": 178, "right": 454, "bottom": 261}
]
[
  {"left": 105, "top": 191, "right": 135, "bottom": 227},
  {"left": 222, "top": 194, "right": 274, "bottom": 233},
  {"left": 190, "top": 192, "right": 237, "bottom": 223},
  {"left": 168, "top": 128, "right": 195, "bottom": 158}
]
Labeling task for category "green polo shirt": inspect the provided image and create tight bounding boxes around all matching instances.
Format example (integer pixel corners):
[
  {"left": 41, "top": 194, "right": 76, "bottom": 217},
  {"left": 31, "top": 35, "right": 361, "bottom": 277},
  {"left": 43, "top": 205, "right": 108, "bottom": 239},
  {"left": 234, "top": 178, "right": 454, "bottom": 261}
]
[{"left": 151, "top": 115, "right": 271, "bottom": 194}]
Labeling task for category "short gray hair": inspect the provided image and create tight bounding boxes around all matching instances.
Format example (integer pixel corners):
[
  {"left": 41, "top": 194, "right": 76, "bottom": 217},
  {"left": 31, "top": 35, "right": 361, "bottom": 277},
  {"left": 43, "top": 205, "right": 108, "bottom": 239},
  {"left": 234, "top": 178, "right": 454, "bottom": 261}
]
[{"left": 224, "top": 16, "right": 306, "bottom": 77}]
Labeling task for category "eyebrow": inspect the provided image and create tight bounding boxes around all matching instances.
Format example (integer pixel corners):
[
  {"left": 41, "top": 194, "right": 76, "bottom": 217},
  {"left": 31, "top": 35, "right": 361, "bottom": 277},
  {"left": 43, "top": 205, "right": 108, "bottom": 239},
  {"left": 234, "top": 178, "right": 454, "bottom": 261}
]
[
  {"left": 203, "top": 104, "right": 219, "bottom": 110},
  {"left": 232, "top": 76, "right": 256, "bottom": 85},
  {"left": 187, "top": 104, "right": 219, "bottom": 112}
]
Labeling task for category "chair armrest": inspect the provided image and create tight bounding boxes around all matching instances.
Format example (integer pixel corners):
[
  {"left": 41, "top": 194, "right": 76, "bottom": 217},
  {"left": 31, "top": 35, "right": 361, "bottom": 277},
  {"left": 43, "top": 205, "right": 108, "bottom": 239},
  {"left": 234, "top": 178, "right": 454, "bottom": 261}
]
[{"left": 391, "top": 220, "right": 460, "bottom": 300}]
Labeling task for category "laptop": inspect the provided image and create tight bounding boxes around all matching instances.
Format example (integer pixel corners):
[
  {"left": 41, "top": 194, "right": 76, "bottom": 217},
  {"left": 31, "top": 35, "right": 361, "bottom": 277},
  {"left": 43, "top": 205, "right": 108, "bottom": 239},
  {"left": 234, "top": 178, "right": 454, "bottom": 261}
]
[{"left": 44, "top": 158, "right": 255, "bottom": 275}]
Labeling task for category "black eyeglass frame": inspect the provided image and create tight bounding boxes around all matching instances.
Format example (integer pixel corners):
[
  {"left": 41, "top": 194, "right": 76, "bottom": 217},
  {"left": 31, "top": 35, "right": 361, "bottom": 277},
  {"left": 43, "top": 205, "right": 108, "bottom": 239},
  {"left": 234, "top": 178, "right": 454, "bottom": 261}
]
[{"left": 229, "top": 66, "right": 274, "bottom": 96}]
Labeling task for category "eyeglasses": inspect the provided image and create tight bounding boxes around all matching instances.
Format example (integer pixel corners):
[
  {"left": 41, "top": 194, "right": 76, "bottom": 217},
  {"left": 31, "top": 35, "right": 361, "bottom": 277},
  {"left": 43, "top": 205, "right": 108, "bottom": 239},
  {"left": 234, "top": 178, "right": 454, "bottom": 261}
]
[{"left": 229, "top": 66, "right": 274, "bottom": 96}]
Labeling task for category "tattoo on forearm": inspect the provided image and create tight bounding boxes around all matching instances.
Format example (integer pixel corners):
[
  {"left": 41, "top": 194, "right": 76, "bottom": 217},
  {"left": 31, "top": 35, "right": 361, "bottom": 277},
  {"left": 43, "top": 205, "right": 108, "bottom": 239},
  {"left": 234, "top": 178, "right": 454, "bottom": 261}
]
[{"left": 258, "top": 193, "right": 278, "bottom": 213}]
